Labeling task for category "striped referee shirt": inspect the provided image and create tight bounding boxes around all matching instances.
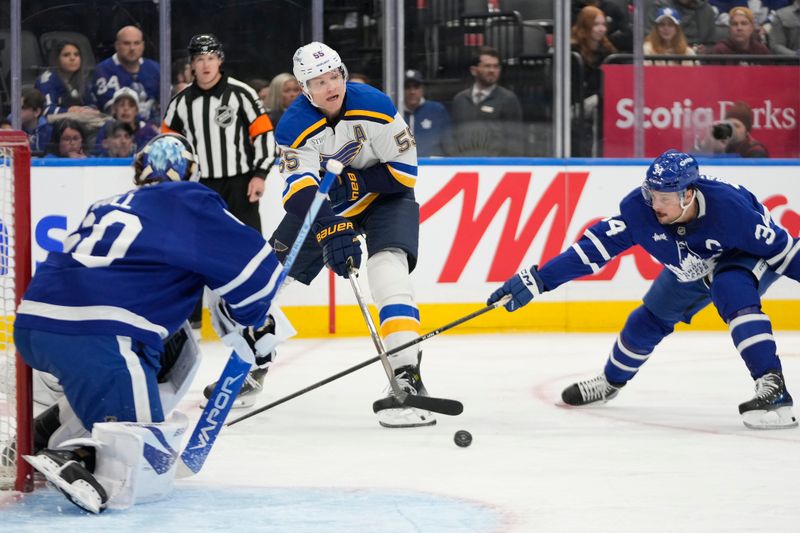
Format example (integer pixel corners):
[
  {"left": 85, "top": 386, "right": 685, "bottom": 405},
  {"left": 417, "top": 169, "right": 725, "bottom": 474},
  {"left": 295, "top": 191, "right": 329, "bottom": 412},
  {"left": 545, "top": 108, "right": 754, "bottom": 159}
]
[{"left": 161, "top": 73, "right": 275, "bottom": 179}]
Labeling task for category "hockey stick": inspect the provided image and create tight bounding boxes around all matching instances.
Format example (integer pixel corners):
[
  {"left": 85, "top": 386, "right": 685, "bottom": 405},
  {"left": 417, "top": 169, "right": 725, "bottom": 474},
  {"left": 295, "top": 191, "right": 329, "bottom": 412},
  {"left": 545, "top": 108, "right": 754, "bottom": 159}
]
[
  {"left": 178, "top": 160, "right": 345, "bottom": 478},
  {"left": 347, "top": 263, "right": 463, "bottom": 416},
  {"left": 226, "top": 295, "right": 510, "bottom": 427}
]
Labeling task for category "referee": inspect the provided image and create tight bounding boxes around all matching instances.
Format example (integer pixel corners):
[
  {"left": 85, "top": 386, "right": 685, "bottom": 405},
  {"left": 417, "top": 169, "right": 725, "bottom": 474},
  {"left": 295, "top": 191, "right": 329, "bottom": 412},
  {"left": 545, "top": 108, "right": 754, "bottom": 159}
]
[{"left": 161, "top": 34, "right": 274, "bottom": 232}]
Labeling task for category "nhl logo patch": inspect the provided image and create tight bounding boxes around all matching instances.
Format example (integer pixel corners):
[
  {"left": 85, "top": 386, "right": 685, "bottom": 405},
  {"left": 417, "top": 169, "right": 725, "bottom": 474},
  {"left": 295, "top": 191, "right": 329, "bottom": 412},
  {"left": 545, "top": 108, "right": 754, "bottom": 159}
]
[{"left": 214, "top": 105, "right": 235, "bottom": 128}]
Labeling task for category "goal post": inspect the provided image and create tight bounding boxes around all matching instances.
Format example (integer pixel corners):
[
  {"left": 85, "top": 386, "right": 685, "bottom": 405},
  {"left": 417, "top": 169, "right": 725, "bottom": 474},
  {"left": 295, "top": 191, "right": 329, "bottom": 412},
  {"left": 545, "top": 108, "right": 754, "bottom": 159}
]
[{"left": 0, "top": 131, "right": 33, "bottom": 492}]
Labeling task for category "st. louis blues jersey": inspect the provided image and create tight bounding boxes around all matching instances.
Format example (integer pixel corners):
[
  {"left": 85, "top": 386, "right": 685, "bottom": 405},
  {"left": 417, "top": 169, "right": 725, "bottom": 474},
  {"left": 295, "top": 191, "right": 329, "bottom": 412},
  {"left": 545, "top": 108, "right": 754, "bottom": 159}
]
[
  {"left": 16, "top": 182, "right": 282, "bottom": 349},
  {"left": 87, "top": 54, "right": 160, "bottom": 122},
  {"left": 276, "top": 82, "right": 417, "bottom": 218},
  {"left": 538, "top": 177, "right": 800, "bottom": 291}
]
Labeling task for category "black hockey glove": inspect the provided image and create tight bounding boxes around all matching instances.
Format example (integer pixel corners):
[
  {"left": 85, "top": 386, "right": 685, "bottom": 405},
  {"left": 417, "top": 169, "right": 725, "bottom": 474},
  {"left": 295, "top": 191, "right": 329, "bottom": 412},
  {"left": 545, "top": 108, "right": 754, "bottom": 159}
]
[
  {"left": 328, "top": 166, "right": 367, "bottom": 207},
  {"left": 312, "top": 215, "right": 362, "bottom": 278},
  {"left": 487, "top": 266, "right": 545, "bottom": 312}
]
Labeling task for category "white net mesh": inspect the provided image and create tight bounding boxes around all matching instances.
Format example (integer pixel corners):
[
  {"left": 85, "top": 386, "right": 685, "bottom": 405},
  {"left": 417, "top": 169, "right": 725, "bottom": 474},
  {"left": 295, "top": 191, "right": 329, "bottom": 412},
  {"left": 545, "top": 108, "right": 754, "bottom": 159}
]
[{"left": 0, "top": 145, "right": 19, "bottom": 489}]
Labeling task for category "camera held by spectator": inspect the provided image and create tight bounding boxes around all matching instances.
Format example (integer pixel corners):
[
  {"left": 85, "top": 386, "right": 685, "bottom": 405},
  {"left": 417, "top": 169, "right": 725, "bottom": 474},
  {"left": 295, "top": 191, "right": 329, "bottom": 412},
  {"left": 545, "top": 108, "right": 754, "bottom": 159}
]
[
  {"left": 697, "top": 101, "right": 768, "bottom": 158},
  {"left": 711, "top": 120, "right": 734, "bottom": 141}
]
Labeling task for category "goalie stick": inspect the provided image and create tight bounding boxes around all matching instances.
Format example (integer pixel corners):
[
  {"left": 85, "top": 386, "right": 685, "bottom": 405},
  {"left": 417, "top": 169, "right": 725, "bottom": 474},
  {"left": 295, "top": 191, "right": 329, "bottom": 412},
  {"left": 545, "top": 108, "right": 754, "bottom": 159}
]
[
  {"left": 177, "top": 159, "right": 345, "bottom": 478},
  {"left": 347, "top": 262, "right": 463, "bottom": 416},
  {"left": 226, "top": 294, "right": 510, "bottom": 427}
]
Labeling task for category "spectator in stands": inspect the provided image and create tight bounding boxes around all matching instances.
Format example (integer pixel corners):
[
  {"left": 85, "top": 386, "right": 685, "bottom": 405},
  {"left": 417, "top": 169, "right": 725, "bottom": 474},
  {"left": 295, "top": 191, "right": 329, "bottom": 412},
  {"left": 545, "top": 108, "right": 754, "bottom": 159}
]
[
  {"left": 402, "top": 69, "right": 450, "bottom": 157},
  {"left": 248, "top": 78, "right": 272, "bottom": 109},
  {"left": 649, "top": 0, "right": 718, "bottom": 48},
  {"left": 644, "top": 7, "right": 698, "bottom": 64},
  {"left": 93, "top": 88, "right": 158, "bottom": 154},
  {"left": 88, "top": 26, "right": 160, "bottom": 123},
  {"left": 265, "top": 73, "right": 301, "bottom": 126},
  {"left": 35, "top": 40, "right": 96, "bottom": 117},
  {"left": 0, "top": 118, "right": 12, "bottom": 130},
  {"left": 97, "top": 121, "right": 135, "bottom": 157},
  {"left": 19, "top": 88, "right": 52, "bottom": 156},
  {"left": 697, "top": 100, "right": 769, "bottom": 157},
  {"left": 712, "top": 6, "right": 771, "bottom": 54},
  {"left": 47, "top": 119, "right": 88, "bottom": 159},
  {"left": 573, "top": 0, "right": 633, "bottom": 51},
  {"left": 446, "top": 46, "right": 524, "bottom": 157},
  {"left": 172, "top": 57, "right": 193, "bottom": 95},
  {"left": 769, "top": 1, "right": 800, "bottom": 55},
  {"left": 571, "top": 6, "right": 616, "bottom": 156}
]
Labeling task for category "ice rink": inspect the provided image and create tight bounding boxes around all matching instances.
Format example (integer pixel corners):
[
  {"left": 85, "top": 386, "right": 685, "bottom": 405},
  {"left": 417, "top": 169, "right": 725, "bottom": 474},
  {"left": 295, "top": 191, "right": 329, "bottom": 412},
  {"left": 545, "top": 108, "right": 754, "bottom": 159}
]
[{"left": 3, "top": 329, "right": 800, "bottom": 532}]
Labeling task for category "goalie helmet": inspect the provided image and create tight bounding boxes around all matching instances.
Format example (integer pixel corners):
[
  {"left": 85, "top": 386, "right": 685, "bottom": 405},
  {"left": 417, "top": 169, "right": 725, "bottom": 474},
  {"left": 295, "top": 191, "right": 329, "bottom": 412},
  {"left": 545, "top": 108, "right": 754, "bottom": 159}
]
[
  {"left": 188, "top": 33, "right": 224, "bottom": 60},
  {"left": 641, "top": 149, "right": 699, "bottom": 202},
  {"left": 134, "top": 134, "right": 200, "bottom": 185},
  {"left": 292, "top": 42, "right": 348, "bottom": 102}
]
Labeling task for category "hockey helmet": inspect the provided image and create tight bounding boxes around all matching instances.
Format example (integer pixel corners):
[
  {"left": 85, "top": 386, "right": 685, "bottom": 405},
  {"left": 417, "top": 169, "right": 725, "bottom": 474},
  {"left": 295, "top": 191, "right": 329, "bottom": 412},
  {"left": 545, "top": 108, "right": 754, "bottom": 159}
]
[
  {"left": 642, "top": 149, "right": 699, "bottom": 202},
  {"left": 134, "top": 133, "right": 199, "bottom": 185},
  {"left": 188, "top": 34, "right": 224, "bottom": 60},
  {"left": 292, "top": 42, "right": 348, "bottom": 100}
]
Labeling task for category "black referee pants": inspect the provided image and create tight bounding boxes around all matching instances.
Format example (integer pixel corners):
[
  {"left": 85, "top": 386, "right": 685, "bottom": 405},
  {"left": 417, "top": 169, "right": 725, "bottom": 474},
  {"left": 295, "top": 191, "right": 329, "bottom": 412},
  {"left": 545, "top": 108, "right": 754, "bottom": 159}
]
[{"left": 200, "top": 173, "right": 262, "bottom": 233}]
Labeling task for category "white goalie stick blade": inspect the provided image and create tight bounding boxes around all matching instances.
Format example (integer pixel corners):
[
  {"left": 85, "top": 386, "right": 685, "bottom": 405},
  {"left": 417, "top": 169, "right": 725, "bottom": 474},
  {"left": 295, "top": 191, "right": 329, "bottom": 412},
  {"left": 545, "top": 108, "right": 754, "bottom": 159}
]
[
  {"left": 376, "top": 406, "right": 437, "bottom": 429},
  {"left": 742, "top": 406, "right": 799, "bottom": 430},
  {"left": 23, "top": 454, "right": 105, "bottom": 514}
]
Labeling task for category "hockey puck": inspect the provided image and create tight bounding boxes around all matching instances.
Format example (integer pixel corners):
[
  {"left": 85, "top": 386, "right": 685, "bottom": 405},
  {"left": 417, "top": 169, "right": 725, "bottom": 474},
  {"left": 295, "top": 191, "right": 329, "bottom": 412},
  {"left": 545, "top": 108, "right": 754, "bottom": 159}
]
[{"left": 454, "top": 430, "right": 472, "bottom": 448}]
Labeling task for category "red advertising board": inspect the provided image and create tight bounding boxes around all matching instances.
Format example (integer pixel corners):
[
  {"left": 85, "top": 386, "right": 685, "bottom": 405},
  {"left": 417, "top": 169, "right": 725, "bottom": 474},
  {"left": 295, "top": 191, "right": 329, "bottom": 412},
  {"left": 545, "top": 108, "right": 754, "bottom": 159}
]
[{"left": 602, "top": 65, "right": 800, "bottom": 158}]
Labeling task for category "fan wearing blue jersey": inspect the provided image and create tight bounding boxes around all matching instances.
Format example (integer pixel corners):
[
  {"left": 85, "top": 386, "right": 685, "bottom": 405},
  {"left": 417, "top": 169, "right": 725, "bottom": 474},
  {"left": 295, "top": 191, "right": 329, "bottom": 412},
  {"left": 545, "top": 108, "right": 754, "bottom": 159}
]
[
  {"left": 488, "top": 149, "right": 800, "bottom": 430},
  {"left": 209, "top": 41, "right": 430, "bottom": 428},
  {"left": 14, "top": 134, "right": 288, "bottom": 513}
]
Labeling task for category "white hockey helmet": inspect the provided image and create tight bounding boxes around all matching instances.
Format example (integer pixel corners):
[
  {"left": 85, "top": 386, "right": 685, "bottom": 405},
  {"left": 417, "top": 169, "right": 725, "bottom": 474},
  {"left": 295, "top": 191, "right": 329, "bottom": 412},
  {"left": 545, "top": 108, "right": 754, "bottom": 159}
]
[{"left": 292, "top": 42, "right": 348, "bottom": 104}]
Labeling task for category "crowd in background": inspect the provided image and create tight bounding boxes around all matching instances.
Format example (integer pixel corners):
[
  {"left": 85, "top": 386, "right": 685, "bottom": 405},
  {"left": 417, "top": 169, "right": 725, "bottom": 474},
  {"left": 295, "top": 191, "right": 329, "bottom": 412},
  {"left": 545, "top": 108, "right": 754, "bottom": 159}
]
[{"left": 5, "top": 0, "right": 799, "bottom": 159}]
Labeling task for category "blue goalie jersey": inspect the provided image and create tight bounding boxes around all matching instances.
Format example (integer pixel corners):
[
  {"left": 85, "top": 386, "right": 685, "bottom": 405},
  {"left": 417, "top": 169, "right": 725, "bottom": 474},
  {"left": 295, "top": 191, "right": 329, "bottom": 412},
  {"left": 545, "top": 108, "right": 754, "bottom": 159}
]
[
  {"left": 16, "top": 182, "right": 282, "bottom": 349},
  {"left": 539, "top": 176, "right": 800, "bottom": 290}
]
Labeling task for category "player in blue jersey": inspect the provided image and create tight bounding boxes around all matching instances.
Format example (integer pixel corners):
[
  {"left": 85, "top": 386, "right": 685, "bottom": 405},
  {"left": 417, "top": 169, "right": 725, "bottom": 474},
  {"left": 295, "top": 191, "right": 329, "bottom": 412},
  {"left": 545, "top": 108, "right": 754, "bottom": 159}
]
[
  {"left": 14, "top": 134, "right": 288, "bottom": 512},
  {"left": 488, "top": 149, "right": 800, "bottom": 430},
  {"left": 227, "top": 41, "right": 430, "bottom": 428}
]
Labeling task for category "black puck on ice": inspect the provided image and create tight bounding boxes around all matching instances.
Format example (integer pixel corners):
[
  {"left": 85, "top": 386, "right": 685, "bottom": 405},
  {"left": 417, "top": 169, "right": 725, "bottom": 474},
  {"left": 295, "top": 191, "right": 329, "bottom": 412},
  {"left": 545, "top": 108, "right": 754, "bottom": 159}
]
[{"left": 454, "top": 430, "right": 472, "bottom": 447}]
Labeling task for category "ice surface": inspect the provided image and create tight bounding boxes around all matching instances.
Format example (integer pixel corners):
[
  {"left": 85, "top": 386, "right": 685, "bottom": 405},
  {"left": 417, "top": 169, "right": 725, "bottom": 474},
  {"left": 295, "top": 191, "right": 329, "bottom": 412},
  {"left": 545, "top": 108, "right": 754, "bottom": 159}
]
[{"left": 3, "top": 331, "right": 800, "bottom": 532}]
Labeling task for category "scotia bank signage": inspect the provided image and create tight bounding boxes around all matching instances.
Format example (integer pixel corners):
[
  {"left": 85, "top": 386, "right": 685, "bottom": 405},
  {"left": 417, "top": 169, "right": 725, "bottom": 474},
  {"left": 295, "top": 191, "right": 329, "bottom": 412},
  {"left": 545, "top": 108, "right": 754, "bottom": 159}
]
[{"left": 602, "top": 65, "right": 800, "bottom": 158}]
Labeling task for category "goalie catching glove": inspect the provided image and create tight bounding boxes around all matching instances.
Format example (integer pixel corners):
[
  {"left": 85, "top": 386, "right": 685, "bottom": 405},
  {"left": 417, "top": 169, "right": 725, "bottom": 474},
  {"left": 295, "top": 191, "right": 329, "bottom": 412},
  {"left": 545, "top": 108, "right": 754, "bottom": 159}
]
[
  {"left": 487, "top": 266, "right": 545, "bottom": 311},
  {"left": 313, "top": 215, "right": 362, "bottom": 278}
]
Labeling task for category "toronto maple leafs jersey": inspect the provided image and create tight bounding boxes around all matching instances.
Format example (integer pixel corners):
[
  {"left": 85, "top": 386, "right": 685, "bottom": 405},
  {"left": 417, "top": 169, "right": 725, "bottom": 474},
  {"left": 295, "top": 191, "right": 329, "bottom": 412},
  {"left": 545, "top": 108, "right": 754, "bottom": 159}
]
[
  {"left": 276, "top": 81, "right": 417, "bottom": 218},
  {"left": 35, "top": 70, "right": 84, "bottom": 116},
  {"left": 16, "top": 182, "right": 282, "bottom": 349},
  {"left": 87, "top": 54, "right": 160, "bottom": 122},
  {"left": 538, "top": 176, "right": 800, "bottom": 291}
]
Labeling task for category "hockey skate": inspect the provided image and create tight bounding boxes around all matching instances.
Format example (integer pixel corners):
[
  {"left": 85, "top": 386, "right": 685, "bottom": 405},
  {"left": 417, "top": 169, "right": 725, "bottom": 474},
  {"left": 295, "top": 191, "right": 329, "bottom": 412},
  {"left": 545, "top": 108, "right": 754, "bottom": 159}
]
[
  {"left": 738, "top": 372, "right": 798, "bottom": 430},
  {"left": 373, "top": 365, "right": 437, "bottom": 428},
  {"left": 202, "top": 362, "right": 269, "bottom": 409},
  {"left": 561, "top": 374, "right": 625, "bottom": 406},
  {"left": 23, "top": 448, "right": 108, "bottom": 514}
]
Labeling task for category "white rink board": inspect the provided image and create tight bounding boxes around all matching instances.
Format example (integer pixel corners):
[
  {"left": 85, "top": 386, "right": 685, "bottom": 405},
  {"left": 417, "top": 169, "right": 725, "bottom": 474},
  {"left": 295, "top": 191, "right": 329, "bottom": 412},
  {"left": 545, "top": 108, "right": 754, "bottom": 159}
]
[{"left": 29, "top": 160, "right": 800, "bottom": 308}]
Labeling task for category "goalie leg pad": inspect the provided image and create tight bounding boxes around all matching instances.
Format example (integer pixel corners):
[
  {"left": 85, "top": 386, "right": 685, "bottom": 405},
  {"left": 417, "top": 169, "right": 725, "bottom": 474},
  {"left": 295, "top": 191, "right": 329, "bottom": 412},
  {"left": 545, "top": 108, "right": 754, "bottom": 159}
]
[
  {"left": 367, "top": 249, "right": 421, "bottom": 370},
  {"left": 91, "top": 411, "right": 188, "bottom": 509}
]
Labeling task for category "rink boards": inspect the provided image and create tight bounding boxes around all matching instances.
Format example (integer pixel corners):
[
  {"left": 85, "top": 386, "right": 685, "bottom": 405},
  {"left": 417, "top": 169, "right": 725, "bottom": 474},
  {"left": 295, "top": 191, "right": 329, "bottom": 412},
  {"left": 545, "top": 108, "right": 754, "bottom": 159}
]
[{"left": 26, "top": 158, "right": 800, "bottom": 336}]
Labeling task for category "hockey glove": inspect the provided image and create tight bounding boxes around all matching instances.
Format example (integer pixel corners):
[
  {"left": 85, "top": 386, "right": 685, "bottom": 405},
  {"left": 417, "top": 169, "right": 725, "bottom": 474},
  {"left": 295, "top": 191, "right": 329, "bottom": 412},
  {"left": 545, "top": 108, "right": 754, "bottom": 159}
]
[
  {"left": 328, "top": 166, "right": 367, "bottom": 207},
  {"left": 487, "top": 266, "right": 545, "bottom": 312},
  {"left": 313, "top": 215, "right": 362, "bottom": 278}
]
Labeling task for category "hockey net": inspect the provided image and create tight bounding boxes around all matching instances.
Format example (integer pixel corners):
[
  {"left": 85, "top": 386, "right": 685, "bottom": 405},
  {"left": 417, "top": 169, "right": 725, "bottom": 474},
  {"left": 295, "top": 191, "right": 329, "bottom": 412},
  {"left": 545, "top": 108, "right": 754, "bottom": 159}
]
[{"left": 0, "top": 131, "right": 33, "bottom": 492}]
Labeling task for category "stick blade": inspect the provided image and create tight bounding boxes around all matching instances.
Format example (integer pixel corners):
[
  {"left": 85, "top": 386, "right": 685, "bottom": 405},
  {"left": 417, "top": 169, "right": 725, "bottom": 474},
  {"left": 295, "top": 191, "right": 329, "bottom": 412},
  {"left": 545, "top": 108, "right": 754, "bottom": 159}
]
[{"left": 406, "top": 395, "right": 464, "bottom": 416}]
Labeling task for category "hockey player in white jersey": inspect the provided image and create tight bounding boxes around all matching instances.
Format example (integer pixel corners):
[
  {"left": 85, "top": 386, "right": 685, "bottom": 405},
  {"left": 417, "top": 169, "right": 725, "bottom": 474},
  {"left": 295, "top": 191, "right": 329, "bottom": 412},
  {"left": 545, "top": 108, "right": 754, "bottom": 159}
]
[
  {"left": 14, "top": 134, "right": 288, "bottom": 512},
  {"left": 488, "top": 149, "right": 800, "bottom": 430},
  {"left": 202, "top": 41, "right": 431, "bottom": 428}
]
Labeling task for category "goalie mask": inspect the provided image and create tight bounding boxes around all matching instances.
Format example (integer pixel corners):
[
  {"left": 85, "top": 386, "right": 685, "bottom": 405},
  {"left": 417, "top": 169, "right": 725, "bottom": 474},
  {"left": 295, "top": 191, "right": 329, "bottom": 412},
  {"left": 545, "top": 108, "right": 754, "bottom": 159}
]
[
  {"left": 134, "top": 134, "right": 200, "bottom": 185},
  {"left": 292, "top": 42, "right": 348, "bottom": 106}
]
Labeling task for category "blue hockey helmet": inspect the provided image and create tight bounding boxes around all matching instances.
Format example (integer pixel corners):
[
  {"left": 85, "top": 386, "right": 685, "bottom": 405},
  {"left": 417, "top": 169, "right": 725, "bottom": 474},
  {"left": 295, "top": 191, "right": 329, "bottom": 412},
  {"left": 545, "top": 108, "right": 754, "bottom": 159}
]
[
  {"left": 642, "top": 149, "right": 699, "bottom": 201},
  {"left": 134, "top": 133, "right": 199, "bottom": 185}
]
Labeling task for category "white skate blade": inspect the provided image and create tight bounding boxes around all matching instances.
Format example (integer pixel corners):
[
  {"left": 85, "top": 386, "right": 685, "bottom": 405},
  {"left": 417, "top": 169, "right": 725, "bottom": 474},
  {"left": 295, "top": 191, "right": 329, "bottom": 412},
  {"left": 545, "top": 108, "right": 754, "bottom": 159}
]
[
  {"left": 199, "top": 395, "right": 256, "bottom": 409},
  {"left": 23, "top": 454, "right": 103, "bottom": 514},
  {"left": 742, "top": 406, "right": 799, "bottom": 430},
  {"left": 377, "top": 407, "right": 437, "bottom": 428}
]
